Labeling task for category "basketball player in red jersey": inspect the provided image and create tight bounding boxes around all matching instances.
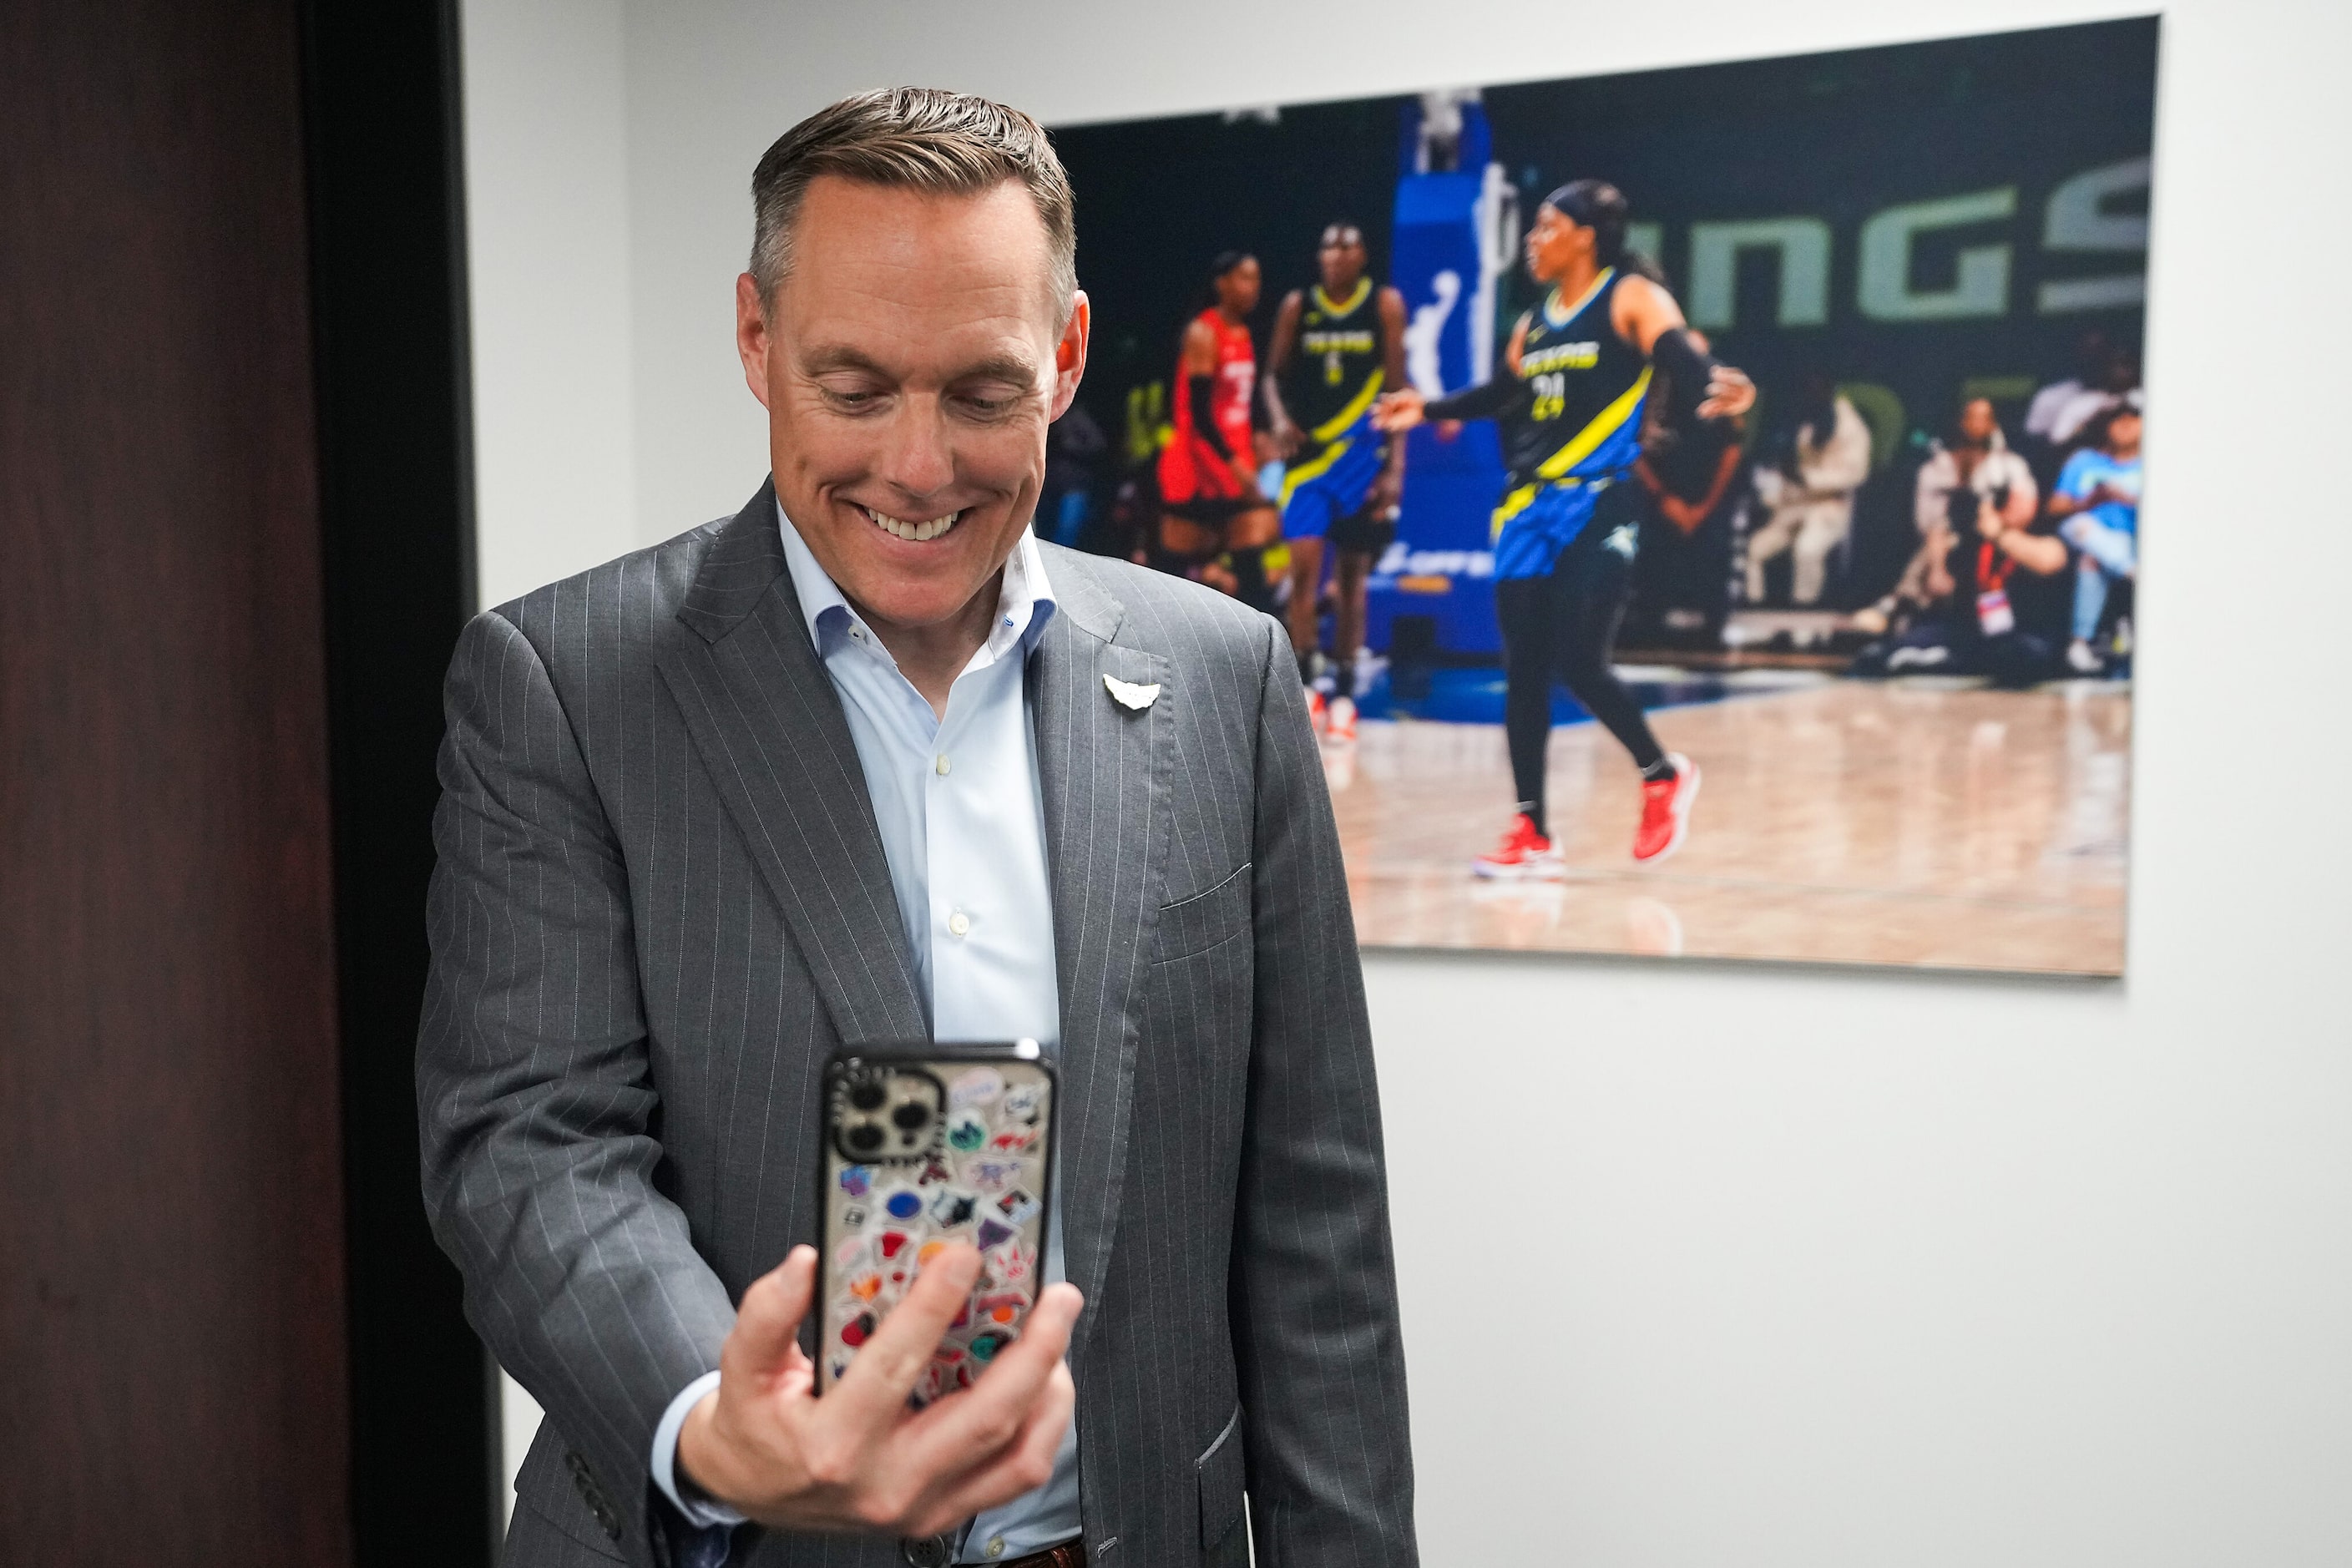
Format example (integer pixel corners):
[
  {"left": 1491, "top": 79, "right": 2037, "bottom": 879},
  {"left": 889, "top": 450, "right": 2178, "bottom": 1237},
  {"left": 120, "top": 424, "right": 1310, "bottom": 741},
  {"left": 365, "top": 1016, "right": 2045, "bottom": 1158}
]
[{"left": 1156, "top": 251, "right": 1279, "bottom": 609}]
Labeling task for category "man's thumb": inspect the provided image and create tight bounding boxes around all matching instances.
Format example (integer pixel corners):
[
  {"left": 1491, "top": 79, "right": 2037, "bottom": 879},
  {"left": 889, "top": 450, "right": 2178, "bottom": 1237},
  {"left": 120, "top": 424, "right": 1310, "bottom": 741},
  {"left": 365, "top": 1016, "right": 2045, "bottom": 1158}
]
[{"left": 726, "top": 1245, "right": 817, "bottom": 1380}]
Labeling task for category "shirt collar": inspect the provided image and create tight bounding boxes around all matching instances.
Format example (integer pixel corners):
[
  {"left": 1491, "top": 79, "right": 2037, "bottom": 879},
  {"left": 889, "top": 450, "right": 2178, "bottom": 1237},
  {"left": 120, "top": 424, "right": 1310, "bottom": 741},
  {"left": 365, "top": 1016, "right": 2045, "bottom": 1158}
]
[{"left": 774, "top": 496, "right": 1057, "bottom": 669}]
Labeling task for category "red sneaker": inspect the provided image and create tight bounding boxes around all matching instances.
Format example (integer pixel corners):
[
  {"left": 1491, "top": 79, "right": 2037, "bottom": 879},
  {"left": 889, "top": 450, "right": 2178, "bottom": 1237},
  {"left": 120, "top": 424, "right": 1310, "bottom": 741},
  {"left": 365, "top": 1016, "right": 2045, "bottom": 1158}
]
[
  {"left": 1305, "top": 688, "right": 1328, "bottom": 736},
  {"left": 1473, "top": 812, "right": 1564, "bottom": 879},
  {"left": 1632, "top": 752, "right": 1700, "bottom": 862},
  {"left": 1324, "top": 694, "right": 1358, "bottom": 743}
]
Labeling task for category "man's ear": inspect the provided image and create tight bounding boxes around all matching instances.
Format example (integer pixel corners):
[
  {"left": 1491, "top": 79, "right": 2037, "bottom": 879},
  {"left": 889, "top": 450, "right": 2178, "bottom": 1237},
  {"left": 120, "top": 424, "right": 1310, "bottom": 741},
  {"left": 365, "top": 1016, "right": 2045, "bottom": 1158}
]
[
  {"left": 736, "top": 272, "right": 773, "bottom": 410},
  {"left": 1048, "top": 290, "right": 1090, "bottom": 420}
]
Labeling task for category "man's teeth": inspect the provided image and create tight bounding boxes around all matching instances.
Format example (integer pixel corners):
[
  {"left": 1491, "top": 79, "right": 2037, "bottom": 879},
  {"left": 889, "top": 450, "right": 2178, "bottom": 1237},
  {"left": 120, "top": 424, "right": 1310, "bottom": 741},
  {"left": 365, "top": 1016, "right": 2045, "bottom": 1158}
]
[{"left": 862, "top": 506, "right": 963, "bottom": 542}]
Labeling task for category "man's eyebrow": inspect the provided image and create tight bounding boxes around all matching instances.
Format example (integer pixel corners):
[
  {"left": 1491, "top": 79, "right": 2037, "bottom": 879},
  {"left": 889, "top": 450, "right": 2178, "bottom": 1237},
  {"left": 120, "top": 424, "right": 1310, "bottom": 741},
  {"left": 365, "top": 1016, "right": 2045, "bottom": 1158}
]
[
  {"left": 795, "top": 346, "right": 1040, "bottom": 387},
  {"left": 797, "top": 345, "right": 890, "bottom": 378},
  {"left": 949, "top": 353, "right": 1041, "bottom": 387}
]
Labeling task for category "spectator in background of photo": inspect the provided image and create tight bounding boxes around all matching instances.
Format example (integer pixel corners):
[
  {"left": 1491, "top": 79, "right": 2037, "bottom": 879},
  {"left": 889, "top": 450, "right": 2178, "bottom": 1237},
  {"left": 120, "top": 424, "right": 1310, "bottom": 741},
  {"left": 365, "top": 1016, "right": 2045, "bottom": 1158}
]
[
  {"left": 2025, "top": 330, "right": 2113, "bottom": 448},
  {"left": 1743, "top": 368, "right": 1871, "bottom": 606},
  {"left": 1852, "top": 396, "right": 2058, "bottom": 685},
  {"left": 1630, "top": 370, "right": 1744, "bottom": 645},
  {"left": 2029, "top": 338, "right": 2142, "bottom": 459},
  {"left": 2046, "top": 401, "right": 2143, "bottom": 673}
]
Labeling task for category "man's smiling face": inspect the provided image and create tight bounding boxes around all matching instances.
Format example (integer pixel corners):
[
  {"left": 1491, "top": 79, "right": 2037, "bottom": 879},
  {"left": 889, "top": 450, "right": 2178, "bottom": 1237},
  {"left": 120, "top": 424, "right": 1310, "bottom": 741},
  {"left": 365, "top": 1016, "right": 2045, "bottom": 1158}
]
[{"left": 736, "top": 175, "right": 1087, "bottom": 635}]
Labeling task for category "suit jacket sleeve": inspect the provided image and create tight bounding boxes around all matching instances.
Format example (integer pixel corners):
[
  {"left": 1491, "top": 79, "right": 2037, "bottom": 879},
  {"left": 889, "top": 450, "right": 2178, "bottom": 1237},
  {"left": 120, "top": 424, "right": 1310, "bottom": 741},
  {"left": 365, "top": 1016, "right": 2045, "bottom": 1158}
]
[
  {"left": 417, "top": 608, "right": 736, "bottom": 1555},
  {"left": 1230, "top": 615, "right": 1419, "bottom": 1567}
]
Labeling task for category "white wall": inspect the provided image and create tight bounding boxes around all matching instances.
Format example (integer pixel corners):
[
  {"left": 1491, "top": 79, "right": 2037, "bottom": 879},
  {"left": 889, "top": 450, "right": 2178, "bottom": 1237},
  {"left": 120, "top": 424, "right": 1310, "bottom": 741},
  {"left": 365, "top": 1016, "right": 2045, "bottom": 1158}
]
[
  {"left": 462, "top": 0, "right": 639, "bottom": 611},
  {"left": 460, "top": 2, "right": 2352, "bottom": 1560}
]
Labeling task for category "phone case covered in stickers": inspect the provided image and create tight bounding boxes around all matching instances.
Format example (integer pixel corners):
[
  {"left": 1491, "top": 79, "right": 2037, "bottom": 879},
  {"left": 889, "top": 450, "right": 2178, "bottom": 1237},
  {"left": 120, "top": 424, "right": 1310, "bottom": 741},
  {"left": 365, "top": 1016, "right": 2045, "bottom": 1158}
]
[{"left": 815, "top": 1041, "right": 1056, "bottom": 1402}]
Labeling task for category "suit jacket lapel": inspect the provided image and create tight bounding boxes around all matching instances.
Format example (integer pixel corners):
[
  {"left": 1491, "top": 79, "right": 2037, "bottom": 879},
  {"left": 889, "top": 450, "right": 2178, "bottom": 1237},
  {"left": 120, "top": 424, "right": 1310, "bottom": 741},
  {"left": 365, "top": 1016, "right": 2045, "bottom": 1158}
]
[
  {"left": 1029, "top": 553, "right": 1171, "bottom": 1358},
  {"left": 653, "top": 484, "right": 928, "bottom": 1047}
]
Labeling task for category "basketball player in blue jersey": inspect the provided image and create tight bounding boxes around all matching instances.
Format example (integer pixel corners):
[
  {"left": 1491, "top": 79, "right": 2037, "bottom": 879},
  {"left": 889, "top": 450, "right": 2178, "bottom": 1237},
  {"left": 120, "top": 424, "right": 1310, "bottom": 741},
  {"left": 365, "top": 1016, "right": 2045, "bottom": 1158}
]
[
  {"left": 1377, "top": 180, "right": 1753, "bottom": 874},
  {"left": 1262, "top": 222, "right": 1409, "bottom": 741}
]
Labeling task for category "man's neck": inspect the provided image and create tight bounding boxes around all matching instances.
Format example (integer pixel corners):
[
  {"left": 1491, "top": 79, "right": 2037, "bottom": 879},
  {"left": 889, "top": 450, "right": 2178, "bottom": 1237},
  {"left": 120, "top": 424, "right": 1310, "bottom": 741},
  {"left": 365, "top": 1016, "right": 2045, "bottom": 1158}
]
[{"left": 852, "top": 569, "right": 1004, "bottom": 720}]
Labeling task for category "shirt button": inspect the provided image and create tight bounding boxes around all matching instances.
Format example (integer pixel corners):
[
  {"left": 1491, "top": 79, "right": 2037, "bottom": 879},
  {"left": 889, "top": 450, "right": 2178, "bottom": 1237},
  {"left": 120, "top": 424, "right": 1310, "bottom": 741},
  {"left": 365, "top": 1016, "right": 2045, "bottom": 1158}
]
[
  {"left": 984, "top": 1539, "right": 1006, "bottom": 1560},
  {"left": 935, "top": 753, "right": 950, "bottom": 776},
  {"left": 948, "top": 910, "right": 971, "bottom": 938}
]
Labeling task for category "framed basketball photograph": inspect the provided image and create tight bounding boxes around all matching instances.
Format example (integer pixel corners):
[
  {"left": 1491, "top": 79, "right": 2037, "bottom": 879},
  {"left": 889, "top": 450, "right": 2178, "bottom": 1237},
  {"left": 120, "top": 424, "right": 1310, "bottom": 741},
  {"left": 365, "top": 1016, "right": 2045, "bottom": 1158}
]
[{"left": 1043, "top": 18, "right": 2154, "bottom": 976}]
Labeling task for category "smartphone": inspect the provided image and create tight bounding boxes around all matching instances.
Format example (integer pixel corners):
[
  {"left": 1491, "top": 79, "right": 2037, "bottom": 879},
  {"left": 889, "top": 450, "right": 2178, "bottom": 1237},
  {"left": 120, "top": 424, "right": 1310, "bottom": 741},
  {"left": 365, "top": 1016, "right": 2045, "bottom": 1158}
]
[{"left": 815, "top": 1040, "right": 1056, "bottom": 1402}]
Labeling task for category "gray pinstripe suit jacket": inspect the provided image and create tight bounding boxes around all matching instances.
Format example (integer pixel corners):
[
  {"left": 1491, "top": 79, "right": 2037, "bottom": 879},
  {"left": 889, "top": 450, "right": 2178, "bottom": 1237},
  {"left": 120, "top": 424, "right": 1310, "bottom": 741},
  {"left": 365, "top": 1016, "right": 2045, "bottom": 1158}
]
[{"left": 418, "top": 484, "right": 1415, "bottom": 1568}]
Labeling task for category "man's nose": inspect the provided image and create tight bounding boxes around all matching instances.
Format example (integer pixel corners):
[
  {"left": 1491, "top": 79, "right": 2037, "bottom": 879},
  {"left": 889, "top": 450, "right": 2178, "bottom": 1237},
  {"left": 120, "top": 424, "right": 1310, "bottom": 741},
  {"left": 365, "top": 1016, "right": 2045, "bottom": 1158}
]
[{"left": 877, "top": 398, "right": 956, "bottom": 503}]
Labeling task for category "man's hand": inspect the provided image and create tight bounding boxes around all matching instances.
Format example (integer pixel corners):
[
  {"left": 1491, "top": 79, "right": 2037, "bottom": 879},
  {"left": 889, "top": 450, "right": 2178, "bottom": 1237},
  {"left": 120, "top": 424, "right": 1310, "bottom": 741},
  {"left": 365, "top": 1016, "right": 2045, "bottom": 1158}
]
[
  {"left": 1695, "top": 365, "right": 1756, "bottom": 421},
  {"left": 1269, "top": 415, "right": 1304, "bottom": 459},
  {"left": 677, "top": 1244, "right": 1081, "bottom": 1538}
]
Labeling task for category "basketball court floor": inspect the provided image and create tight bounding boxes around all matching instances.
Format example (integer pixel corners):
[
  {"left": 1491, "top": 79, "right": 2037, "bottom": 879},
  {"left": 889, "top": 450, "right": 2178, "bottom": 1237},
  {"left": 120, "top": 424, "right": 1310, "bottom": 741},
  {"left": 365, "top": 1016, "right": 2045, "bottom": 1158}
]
[{"left": 1326, "top": 675, "right": 2132, "bottom": 975}]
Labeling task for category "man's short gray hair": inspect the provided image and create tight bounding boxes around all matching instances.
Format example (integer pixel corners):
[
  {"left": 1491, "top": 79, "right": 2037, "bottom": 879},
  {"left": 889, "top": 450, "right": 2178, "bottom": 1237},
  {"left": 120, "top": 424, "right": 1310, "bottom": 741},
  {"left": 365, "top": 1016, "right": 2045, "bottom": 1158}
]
[{"left": 750, "top": 87, "right": 1077, "bottom": 318}]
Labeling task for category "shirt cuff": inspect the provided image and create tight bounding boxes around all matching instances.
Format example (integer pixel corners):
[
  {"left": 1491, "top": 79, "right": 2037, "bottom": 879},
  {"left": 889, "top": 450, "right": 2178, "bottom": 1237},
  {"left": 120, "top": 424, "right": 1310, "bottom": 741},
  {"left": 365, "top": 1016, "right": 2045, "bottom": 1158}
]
[{"left": 652, "top": 1370, "right": 746, "bottom": 1530}]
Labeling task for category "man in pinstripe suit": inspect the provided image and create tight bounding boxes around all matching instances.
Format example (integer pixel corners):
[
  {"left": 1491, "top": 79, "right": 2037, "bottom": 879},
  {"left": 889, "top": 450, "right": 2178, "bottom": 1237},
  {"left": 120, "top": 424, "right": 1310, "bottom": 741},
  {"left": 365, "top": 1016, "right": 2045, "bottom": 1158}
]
[{"left": 419, "top": 90, "right": 1414, "bottom": 1568}]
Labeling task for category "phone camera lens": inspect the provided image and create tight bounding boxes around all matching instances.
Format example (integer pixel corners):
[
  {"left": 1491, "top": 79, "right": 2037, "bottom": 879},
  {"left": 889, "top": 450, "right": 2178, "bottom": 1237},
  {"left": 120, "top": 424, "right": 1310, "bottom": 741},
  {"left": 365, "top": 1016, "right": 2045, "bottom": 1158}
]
[
  {"left": 848, "top": 1082, "right": 887, "bottom": 1111},
  {"left": 847, "top": 1125, "right": 883, "bottom": 1153},
  {"left": 891, "top": 1102, "right": 932, "bottom": 1131}
]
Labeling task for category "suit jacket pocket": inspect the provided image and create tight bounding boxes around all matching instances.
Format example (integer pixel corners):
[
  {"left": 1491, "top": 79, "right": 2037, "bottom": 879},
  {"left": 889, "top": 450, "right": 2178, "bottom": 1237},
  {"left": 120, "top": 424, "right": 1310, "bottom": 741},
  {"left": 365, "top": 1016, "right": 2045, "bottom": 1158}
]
[
  {"left": 1158, "top": 862, "right": 1252, "bottom": 964},
  {"left": 1196, "top": 1401, "right": 1245, "bottom": 1550},
  {"left": 511, "top": 1427, "right": 631, "bottom": 1560}
]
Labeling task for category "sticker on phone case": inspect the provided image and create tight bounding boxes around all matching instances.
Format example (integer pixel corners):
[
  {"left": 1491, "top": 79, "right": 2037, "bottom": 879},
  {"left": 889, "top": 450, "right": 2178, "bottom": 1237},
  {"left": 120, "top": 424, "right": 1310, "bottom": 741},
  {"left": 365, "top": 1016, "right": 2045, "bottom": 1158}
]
[
  {"left": 950, "top": 1068, "right": 1004, "bottom": 1107},
  {"left": 967, "top": 1330, "right": 1012, "bottom": 1363},
  {"left": 1001, "top": 1083, "right": 1044, "bottom": 1125},
  {"left": 975, "top": 1217, "right": 1014, "bottom": 1250},
  {"left": 838, "top": 1165, "right": 874, "bottom": 1197},
  {"left": 946, "top": 1111, "right": 988, "bottom": 1152},
  {"left": 840, "top": 1205, "right": 867, "bottom": 1229},
  {"left": 966, "top": 1159, "right": 1024, "bottom": 1194},
  {"left": 834, "top": 1235, "right": 868, "bottom": 1270},
  {"left": 848, "top": 1272, "right": 883, "bottom": 1302},
  {"left": 928, "top": 1188, "right": 978, "bottom": 1228},
  {"left": 841, "top": 1312, "right": 877, "bottom": 1348},
  {"left": 916, "top": 1157, "right": 954, "bottom": 1187},
  {"left": 882, "top": 1187, "right": 924, "bottom": 1221},
  {"left": 917, "top": 1239, "right": 950, "bottom": 1266},
  {"left": 994, "top": 1189, "right": 1039, "bottom": 1226},
  {"left": 975, "top": 1290, "right": 1027, "bottom": 1327},
  {"left": 878, "top": 1229, "right": 913, "bottom": 1260},
  {"left": 983, "top": 1241, "right": 1034, "bottom": 1287},
  {"left": 987, "top": 1127, "right": 1037, "bottom": 1151}
]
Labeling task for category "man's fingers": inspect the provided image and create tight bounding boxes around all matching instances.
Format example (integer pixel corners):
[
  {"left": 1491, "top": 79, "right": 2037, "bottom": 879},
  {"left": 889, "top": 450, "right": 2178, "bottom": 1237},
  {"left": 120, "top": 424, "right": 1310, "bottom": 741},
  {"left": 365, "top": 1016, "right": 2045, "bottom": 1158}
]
[
  {"left": 724, "top": 1246, "right": 817, "bottom": 1385},
  {"left": 829, "top": 1243, "right": 984, "bottom": 1424},
  {"left": 901, "top": 1361, "right": 1078, "bottom": 1540},
  {"left": 893, "top": 1283, "right": 1081, "bottom": 1480}
]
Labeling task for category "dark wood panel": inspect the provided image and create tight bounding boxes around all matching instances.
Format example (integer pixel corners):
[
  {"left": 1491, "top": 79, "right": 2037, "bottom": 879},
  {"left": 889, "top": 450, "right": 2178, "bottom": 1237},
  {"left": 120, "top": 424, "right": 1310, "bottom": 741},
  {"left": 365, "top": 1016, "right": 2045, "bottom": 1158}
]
[
  {"left": 302, "top": 0, "right": 502, "bottom": 1557},
  {"left": 0, "top": 0, "right": 352, "bottom": 1560}
]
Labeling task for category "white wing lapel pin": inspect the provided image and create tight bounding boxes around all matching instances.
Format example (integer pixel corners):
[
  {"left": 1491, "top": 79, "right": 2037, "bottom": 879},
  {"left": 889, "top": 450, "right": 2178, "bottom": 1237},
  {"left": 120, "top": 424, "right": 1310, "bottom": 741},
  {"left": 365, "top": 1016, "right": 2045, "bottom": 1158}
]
[{"left": 1103, "top": 672, "right": 1161, "bottom": 711}]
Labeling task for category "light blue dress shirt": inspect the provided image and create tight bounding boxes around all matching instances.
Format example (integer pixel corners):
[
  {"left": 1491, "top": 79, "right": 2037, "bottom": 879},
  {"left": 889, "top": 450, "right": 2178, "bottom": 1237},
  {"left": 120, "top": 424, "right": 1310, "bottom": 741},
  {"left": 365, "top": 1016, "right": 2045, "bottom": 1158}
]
[{"left": 649, "top": 503, "right": 1081, "bottom": 1563}]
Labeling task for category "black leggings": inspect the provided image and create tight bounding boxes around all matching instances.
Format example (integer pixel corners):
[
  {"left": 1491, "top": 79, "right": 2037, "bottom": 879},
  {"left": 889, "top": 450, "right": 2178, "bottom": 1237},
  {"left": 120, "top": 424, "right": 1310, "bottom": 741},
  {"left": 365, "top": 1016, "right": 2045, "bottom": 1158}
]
[{"left": 1495, "top": 515, "right": 1664, "bottom": 836}]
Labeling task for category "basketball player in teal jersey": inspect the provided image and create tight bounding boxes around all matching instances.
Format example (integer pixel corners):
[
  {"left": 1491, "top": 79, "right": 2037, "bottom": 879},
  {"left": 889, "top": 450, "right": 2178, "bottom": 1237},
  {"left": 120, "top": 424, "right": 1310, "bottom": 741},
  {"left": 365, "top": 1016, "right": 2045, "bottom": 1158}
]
[
  {"left": 1378, "top": 180, "right": 1753, "bottom": 873},
  {"left": 1262, "top": 222, "right": 1409, "bottom": 741}
]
